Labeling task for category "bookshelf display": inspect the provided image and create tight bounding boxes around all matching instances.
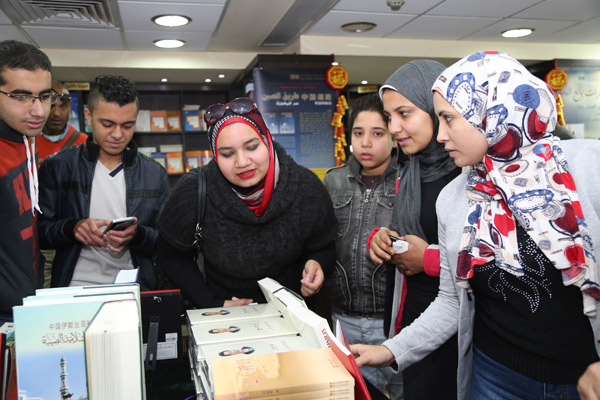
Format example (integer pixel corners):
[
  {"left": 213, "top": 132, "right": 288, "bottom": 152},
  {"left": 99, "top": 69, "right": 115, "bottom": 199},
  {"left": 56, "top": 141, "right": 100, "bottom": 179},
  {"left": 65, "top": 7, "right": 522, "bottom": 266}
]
[{"left": 132, "top": 84, "right": 228, "bottom": 184}]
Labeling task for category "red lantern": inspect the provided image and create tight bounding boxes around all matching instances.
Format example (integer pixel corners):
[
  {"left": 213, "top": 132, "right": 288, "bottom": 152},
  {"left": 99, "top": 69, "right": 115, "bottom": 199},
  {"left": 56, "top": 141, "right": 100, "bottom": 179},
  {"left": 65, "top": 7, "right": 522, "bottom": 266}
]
[
  {"left": 326, "top": 65, "right": 349, "bottom": 90},
  {"left": 545, "top": 68, "right": 568, "bottom": 91}
]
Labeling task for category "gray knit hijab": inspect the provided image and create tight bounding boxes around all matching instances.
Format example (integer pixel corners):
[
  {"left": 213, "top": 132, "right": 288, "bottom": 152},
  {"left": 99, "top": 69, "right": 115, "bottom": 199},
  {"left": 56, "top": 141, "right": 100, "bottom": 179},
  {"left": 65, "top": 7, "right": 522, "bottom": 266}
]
[{"left": 380, "top": 60, "right": 457, "bottom": 239}]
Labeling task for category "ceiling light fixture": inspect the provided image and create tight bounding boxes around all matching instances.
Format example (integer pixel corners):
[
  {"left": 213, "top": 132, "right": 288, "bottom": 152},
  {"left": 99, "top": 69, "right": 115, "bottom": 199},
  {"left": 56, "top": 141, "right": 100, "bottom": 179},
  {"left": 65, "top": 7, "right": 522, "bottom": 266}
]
[
  {"left": 161, "top": 78, "right": 168, "bottom": 82},
  {"left": 152, "top": 15, "right": 191, "bottom": 27},
  {"left": 331, "top": 61, "right": 340, "bottom": 66},
  {"left": 341, "top": 22, "right": 376, "bottom": 33},
  {"left": 205, "top": 78, "right": 212, "bottom": 83},
  {"left": 501, "top": 28, "right": 534, "bottom": 38},
  {"left": 153, "top": 39, "right": 185, "bottom": 48},
  {"left": 218, "top": 74, "right": 225, "bottom": 79}
]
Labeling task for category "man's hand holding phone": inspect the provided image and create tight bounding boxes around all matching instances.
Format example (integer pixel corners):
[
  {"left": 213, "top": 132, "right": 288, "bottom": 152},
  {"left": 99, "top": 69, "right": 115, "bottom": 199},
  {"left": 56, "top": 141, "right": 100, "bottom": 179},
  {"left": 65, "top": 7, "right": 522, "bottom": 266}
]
[
  {"left": 103, "top": 216, "right": 136, "bottom": 233},
  {"left": 103, "top": 217, "right": 138, "bottom": 253},
  {"left": 74, "top": 218, "right": 111, "bottom": 248}
]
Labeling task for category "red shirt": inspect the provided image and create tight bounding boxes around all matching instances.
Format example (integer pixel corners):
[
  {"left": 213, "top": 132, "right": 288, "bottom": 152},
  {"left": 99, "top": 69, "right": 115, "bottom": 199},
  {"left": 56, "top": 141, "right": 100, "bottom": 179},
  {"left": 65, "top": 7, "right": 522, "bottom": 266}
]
[{"left": 38, "top": 124, "right": 88, "bottom": 161}]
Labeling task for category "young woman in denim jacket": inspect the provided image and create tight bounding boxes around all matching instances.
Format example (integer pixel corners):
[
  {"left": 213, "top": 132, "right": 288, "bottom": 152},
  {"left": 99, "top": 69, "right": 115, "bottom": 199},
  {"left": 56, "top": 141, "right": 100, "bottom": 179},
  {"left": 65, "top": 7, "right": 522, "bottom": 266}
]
[{"left": 323, "top": 94, "right": 403, "bottom": 399}]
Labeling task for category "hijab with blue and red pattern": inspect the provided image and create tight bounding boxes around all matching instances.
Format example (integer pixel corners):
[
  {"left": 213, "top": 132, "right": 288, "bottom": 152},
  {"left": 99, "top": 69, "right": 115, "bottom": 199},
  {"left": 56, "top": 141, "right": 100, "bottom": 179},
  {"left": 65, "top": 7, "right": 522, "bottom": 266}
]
[{"left": 432, "top": 51, "right": 600, "bottom": 315}]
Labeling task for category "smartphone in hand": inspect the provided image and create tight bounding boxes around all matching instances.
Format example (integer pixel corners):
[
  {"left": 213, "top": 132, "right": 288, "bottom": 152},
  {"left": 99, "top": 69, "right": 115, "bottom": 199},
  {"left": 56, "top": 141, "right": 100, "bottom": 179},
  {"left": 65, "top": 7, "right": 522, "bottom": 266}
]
[
  {"left": 389, "top": 234, "right": 409, "bottom": 254},
  {"left": 104, "top": 217, "right": 136, "bottom": 233}
]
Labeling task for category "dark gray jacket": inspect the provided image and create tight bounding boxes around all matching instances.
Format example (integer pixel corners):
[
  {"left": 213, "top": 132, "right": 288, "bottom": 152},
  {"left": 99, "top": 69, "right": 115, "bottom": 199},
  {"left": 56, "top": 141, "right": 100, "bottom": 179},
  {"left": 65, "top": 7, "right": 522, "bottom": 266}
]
[{"left": 323, "top": 153, "right": 400, "bottom": 316}]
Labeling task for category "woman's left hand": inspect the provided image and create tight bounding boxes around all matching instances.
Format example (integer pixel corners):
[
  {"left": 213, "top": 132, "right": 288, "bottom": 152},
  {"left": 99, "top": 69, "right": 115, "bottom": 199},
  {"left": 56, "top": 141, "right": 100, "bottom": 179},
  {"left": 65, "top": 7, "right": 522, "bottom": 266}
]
[
  {"left": 301, "top": 260, "right": 324, "bottom": 297},
  {"left": 391, "top": 234, "right": 428, "bottom": 276}
]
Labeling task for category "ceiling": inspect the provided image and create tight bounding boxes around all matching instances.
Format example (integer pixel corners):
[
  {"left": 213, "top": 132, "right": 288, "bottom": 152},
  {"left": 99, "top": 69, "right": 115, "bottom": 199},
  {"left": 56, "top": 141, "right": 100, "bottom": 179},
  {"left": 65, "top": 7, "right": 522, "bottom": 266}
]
[{"left": 1, "top": 0, "right": 599, "bottom": 87}]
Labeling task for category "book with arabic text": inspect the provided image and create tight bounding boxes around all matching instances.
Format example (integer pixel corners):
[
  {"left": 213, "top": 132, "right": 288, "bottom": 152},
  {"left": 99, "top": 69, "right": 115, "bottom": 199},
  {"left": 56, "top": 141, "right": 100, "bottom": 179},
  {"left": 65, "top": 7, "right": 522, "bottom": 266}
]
[{"left": 13, "top": 288, "right": 139, "bottom": 400}]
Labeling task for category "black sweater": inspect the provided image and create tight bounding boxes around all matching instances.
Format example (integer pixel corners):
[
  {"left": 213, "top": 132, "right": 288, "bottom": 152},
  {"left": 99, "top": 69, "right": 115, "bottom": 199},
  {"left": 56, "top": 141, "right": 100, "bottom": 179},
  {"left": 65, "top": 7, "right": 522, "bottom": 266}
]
[{"left": 157, "top": 142, "right": 337, "bottom": 307}]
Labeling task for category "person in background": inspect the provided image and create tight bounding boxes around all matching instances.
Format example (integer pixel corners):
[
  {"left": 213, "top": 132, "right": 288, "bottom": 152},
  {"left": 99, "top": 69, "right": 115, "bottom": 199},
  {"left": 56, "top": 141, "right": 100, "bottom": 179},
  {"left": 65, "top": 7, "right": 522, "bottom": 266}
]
[
  {"left": 38, "top": 75, "right": 169, "bottom": 290},
  {"left": 323, "top": 93, "right": 403, "bottom": 399},
  {"left": 38, "top": 80, "right": 88, "bottom": 163},
  {"left": 352, "top": 51, "right": 600, "bottom": 400},
  {"left": 38, "top": 80, "right": 89, "bottom": 288},
  {"left": 156, "top": 97, "right": 337, "bottom": 308},
  {"left": 367, "top": 60, "right": 460, "bottom": 400},
  {"left": 0, "top": 40, "right": 54, "bottom": 320}
]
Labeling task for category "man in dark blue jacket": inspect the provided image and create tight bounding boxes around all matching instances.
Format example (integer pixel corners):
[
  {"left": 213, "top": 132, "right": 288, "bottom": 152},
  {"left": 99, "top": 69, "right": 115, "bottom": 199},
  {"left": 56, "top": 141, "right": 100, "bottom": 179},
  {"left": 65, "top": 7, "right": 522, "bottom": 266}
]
[{"left": 38, "top": 75, "right": 169, "bottom": 290}]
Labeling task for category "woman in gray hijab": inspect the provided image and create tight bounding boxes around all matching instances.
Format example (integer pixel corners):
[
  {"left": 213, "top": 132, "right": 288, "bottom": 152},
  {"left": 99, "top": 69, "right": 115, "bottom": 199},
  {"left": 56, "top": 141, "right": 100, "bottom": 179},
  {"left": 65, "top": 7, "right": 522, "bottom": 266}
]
[{"left": 367, "top": 60, "right": 460, "bottom": 400}]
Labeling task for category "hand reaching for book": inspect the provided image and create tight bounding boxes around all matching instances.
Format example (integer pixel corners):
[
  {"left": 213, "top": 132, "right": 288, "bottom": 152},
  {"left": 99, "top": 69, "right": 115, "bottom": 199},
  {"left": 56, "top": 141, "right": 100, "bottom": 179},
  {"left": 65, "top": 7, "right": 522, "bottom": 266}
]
[
  {"left": 223, "top": 298, "right": 253, "bottom": 307},
  {"left": 349, "top": 343, "right": 395, "bottom": 368},
  {"left": 300, "top": 259, "right": 324, "bottom": 297}
]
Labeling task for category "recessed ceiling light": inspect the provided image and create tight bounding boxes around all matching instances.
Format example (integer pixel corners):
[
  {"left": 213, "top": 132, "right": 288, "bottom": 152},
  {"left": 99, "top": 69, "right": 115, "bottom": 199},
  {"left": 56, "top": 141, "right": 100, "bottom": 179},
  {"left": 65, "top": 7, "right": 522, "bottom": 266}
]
[
  {"left": 331, "top": 61, "right": 340, "bottom": 66},
  {"left": 152, "top": 15, "right": 191, "bottom": 27},
  {"left": 501, "top": 28, "right": 534, "bottom": 38},
  {"left": 361, "top": 80, "right": 368, "bottom": 85},
  {"left": 205, "top": 78, "right": 212, "bottom": 83},
  {"left": 161, "top": 78, "right": 168, "bottom": 82},
  {"left": 341, "top": 22, "right": 376, "bottom": 33},
  {"left": 153, "top": 39, "right": 185, "bottom": 48},
  {"left": 218, "top": 74, "right": 225, "bottom": 79}
]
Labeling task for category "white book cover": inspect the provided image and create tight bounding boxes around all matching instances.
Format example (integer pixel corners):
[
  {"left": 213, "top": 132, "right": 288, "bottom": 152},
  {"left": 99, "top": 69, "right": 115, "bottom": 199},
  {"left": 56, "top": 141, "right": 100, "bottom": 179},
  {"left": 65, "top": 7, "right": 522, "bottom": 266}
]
[
  {"left": 84, "top": 299, "right": 145, "bottom": 399},
  {"left": 187, "top": 303, "right": 280, "bottom": 326},
  {"left": 200, "top": 335, "right": 313, "bottom": 380},
  {"left": 190, "top": 315, "right": 298, "bottom": 349},
  {"left": 136, "top": 109, "right": 151, "bottom": 132}
]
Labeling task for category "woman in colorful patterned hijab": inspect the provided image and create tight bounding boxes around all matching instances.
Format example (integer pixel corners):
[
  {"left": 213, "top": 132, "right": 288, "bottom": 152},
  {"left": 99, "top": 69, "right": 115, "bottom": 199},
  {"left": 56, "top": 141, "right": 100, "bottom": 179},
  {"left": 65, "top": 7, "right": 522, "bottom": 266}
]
[
  {"left": 431, "top": 50, "right": 600, "bottom": 398},
  {"left": 432, "top": 51, "right": 599, "bottom": 310}
]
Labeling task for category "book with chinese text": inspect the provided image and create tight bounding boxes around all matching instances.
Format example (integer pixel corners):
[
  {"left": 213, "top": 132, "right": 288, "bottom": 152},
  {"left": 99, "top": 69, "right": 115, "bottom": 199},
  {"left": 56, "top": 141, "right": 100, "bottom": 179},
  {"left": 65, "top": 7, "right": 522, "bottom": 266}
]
[
  {"left": 13, "top": 288, "right": 139, "bottom": 400},
  {"left": 211, "top": 347, "right": 354, "bottom": 400}
]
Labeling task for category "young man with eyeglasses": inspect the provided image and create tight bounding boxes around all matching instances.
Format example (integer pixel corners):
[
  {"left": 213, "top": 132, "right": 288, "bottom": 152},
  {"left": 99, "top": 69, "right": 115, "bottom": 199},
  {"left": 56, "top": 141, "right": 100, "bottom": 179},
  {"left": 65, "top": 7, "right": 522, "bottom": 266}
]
[
  {"left": 38, "top": 80, "right": 88, "bottom": 163},
  {"left": 38, "top": 75, "right": 169, "bottom": 290},
  {"left": 0, "top": 40, "right": 55, "bottom": 319}
]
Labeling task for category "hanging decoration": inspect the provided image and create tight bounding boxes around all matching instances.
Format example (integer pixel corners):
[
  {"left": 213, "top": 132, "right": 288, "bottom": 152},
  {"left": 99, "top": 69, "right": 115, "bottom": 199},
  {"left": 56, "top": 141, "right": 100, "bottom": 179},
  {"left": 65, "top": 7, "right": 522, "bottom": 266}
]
[
  {"left": 545, "top": 60, "right": 568, "bottom": 126},
  {"left": 326, "top": 59, "right": 349, "bottom": 166}
]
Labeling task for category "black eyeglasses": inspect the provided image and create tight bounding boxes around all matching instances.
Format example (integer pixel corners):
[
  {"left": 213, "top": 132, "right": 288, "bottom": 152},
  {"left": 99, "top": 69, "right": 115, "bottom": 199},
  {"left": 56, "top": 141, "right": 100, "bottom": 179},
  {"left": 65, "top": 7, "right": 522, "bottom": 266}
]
[
  {"left": 204, "top": 97, "right": 257, "bottom": 125},
  {"left": 0, "top": 89, "right": 58, "bottom": 107},
  {"left": 57, "top": 93, "right": 72, "bottom": 102}
]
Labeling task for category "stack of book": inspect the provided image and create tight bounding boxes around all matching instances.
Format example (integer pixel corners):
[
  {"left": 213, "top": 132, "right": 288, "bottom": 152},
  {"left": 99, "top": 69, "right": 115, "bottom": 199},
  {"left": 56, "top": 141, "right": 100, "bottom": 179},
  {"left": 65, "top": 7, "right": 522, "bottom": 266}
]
[
  {"left": 13, "top": 284, "right": 145, "bottom": 400},
  {"left": 187, "top": 278, "right": 371, "bottom": 400}
]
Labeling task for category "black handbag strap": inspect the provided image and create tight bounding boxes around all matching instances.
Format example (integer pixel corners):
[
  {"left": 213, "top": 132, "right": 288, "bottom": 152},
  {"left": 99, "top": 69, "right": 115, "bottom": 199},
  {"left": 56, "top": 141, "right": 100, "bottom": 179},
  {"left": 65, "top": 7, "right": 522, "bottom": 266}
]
[{"left": 193, "top": 167, "right": 206, "bottom": 249}]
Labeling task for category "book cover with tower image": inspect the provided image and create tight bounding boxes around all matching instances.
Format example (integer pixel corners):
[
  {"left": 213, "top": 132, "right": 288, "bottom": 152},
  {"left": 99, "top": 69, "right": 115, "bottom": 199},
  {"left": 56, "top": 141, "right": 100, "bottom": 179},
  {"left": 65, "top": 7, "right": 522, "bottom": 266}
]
[{"left": 13, "top": 290, "right": 138, "bottom": 400}]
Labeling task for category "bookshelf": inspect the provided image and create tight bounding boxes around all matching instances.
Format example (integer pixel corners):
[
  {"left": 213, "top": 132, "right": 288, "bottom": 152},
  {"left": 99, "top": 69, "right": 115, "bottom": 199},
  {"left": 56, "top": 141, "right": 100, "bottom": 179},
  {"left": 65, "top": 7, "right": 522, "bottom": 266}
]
[{"left": 133, "top": 83, "right": 229, "bottom": 184}]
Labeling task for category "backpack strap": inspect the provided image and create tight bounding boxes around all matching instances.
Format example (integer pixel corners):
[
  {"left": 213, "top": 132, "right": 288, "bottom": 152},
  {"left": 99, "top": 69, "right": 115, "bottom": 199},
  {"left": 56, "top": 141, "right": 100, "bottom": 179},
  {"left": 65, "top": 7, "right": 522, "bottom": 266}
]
[
  {"left": 193, "top": 167, "right": 206, "bottom": 249},
  {"left": 60, "top": 129, "right": 81, "bottom": 151}
]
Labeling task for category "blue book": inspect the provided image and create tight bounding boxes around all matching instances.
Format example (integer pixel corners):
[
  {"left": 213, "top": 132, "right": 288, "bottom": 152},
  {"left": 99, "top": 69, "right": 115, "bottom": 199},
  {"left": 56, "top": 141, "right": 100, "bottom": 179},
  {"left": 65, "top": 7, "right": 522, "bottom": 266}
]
[{"left": 183, "top": 109, "right": 203, "bottom": 131}]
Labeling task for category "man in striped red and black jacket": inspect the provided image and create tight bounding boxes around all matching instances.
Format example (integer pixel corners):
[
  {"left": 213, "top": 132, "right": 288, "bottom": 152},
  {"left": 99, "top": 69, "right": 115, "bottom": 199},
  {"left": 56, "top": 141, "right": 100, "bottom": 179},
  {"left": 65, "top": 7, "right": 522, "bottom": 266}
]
[{"left": 0, "top": 40, "right": 54, "bottom": 321}]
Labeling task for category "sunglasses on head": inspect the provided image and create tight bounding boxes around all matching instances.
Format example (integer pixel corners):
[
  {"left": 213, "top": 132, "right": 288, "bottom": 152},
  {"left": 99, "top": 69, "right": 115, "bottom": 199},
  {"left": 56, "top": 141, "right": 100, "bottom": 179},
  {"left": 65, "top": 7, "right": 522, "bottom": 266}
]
[{"left": 204, "top": 97, "right": 257, "bottom": 125}]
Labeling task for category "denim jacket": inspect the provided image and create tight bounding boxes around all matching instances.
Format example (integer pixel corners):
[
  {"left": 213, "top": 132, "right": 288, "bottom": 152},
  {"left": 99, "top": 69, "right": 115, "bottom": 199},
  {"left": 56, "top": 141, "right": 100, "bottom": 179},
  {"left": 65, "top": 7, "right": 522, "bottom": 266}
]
[{"left": 323, "top": 153, "right": 400, "bottom": 316}]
